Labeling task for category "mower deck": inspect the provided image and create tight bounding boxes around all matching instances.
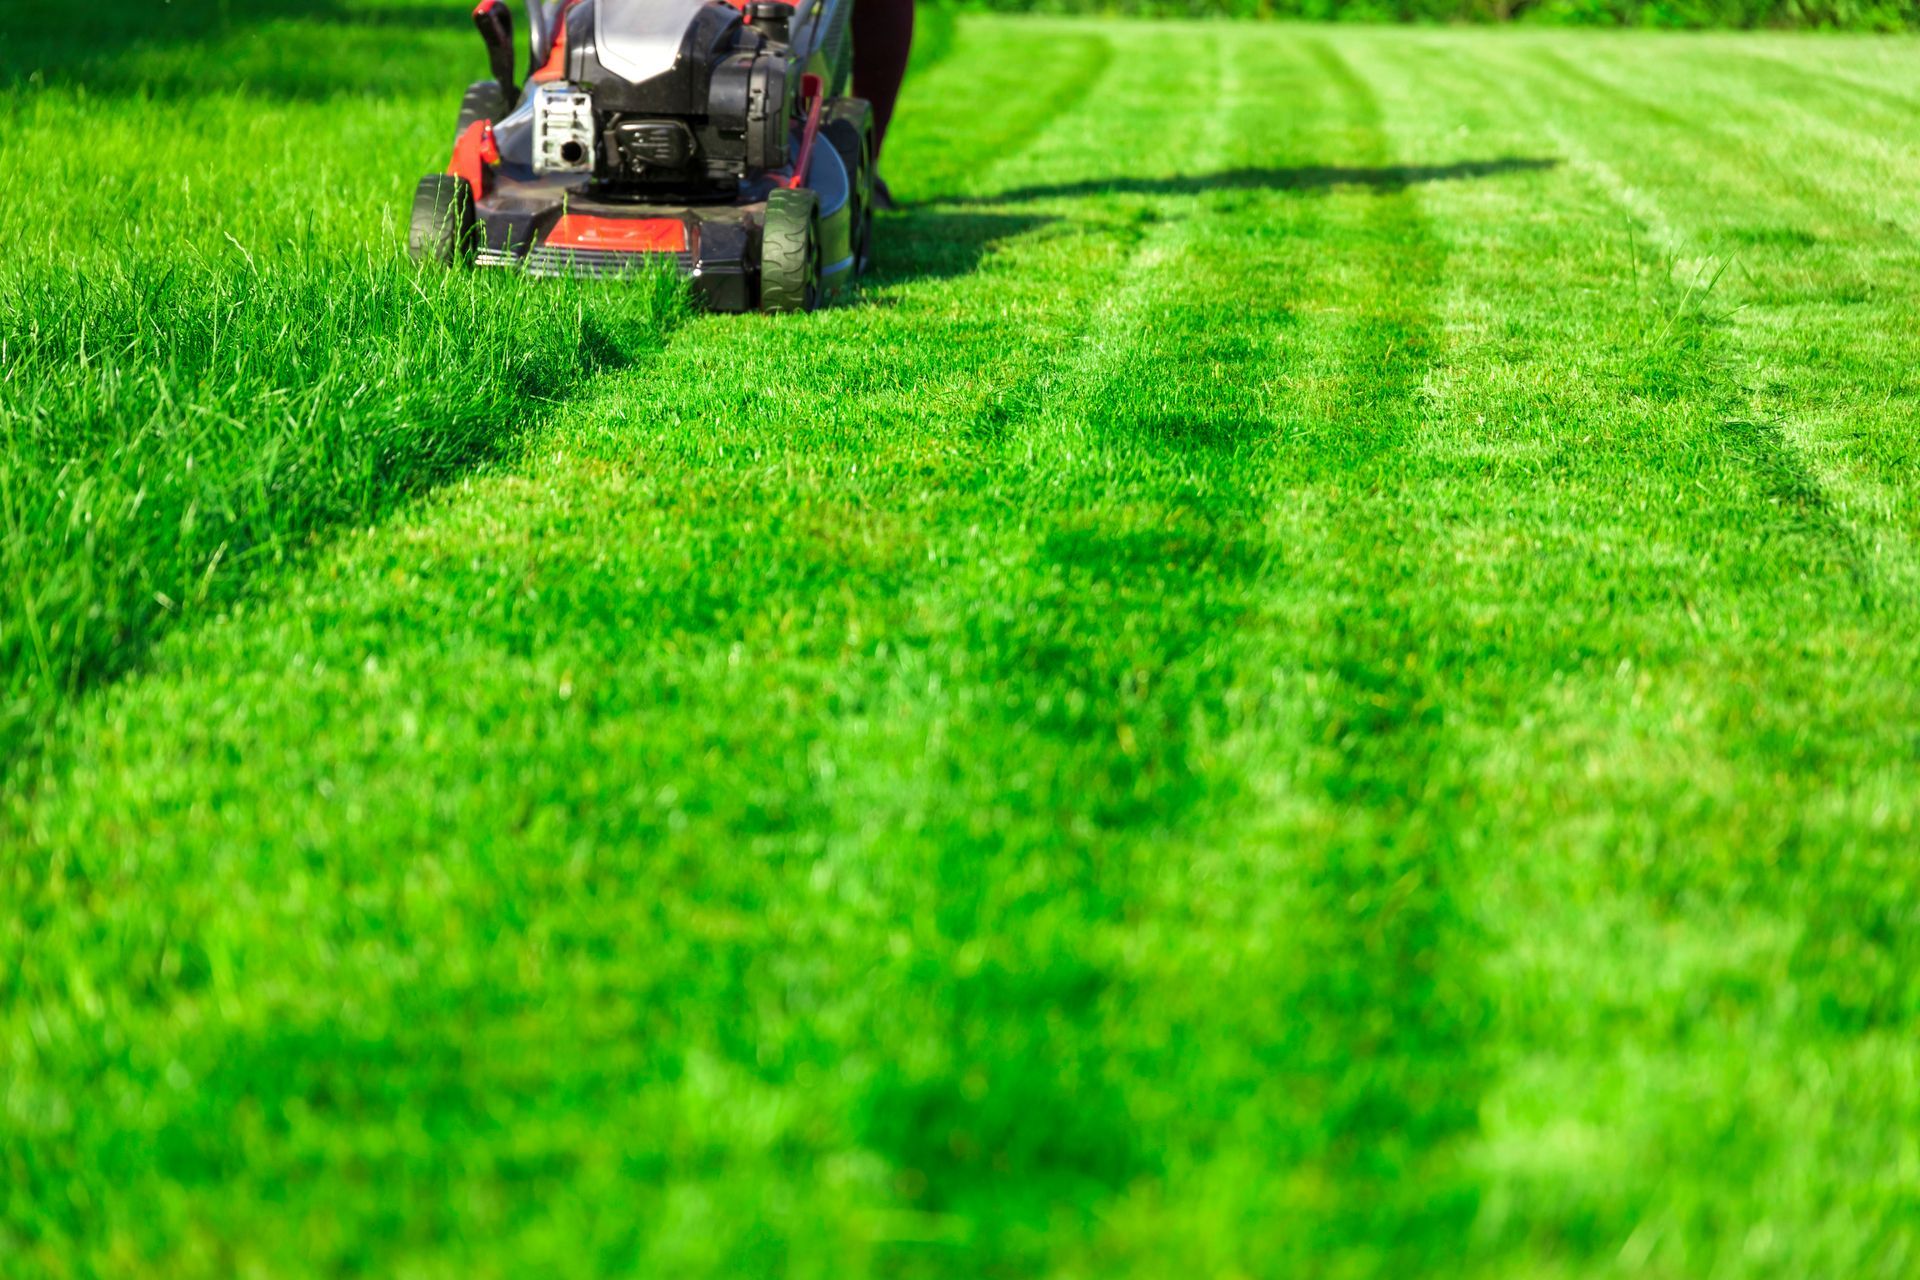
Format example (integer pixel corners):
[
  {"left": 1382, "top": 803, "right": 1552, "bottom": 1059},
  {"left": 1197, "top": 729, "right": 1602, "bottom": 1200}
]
[{"left": 473, "top": 185, "right": 764, "bottom": 311}]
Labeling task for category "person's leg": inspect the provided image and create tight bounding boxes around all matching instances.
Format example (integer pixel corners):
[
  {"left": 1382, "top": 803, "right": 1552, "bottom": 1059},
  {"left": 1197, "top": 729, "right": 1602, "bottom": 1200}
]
[{"left": 851, "top": 0, "right": 913, "bottom": 158}]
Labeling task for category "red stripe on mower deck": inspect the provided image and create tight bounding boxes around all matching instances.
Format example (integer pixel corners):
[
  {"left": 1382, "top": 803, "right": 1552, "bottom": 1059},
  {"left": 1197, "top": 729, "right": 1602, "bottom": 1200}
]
[{"left": 546, "top": 216, "right": 688, "bottom": 253}]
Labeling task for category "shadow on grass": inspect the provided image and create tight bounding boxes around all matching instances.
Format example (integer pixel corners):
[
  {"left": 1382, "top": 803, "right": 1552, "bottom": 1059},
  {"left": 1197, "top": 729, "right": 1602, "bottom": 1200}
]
[
  {"left": 924, "top": 156, "right": 1562, "bottom": 207},
  {"left": 866, "top": 158, "right": 1558, "bottom": 289},
  {"left": 868, "top": 209, "right": 1059, "bottom": 290}
]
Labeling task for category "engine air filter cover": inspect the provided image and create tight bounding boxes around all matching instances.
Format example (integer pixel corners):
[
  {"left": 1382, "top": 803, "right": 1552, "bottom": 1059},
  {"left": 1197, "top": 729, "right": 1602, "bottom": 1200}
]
[
  {"left": 532, "top": 83, "right": 597, "bottom": 174},
  {"left": 614, "top": 119, "right": 696, "bottom": 172}
]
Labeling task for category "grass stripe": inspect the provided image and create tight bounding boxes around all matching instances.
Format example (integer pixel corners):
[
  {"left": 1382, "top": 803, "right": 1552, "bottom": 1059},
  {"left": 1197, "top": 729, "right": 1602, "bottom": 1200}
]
[
  {"left": 1507, "top": 36, "right": 1920, "bottom": 612},
  {"left": 1026, "top": 27, "right": 1490, "bottom": 1269},
  {"left": 1360, "top": 29, "right": 1920, "bottom": 1272},
  {"left": 1484, "top": 44, "right": 1900, "bottom": 596}
]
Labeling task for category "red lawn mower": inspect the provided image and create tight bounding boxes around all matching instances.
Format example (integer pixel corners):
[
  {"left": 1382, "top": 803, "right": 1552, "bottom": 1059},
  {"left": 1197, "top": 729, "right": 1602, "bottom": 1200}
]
[{"left": 408, "top": 0, "right": 872, "bottom": 312}]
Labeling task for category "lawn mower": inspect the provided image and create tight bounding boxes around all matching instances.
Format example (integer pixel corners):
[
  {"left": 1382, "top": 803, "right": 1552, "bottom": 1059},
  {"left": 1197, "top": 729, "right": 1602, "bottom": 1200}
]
[{"left": 407, "top": 0, "right": 874, "bottom": 312}]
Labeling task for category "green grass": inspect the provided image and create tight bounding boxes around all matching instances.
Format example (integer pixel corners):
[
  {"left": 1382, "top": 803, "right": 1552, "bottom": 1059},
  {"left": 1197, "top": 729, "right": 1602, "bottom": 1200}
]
[{"left": 6, "top": 3, "right": 1920, "bottom": 1276}]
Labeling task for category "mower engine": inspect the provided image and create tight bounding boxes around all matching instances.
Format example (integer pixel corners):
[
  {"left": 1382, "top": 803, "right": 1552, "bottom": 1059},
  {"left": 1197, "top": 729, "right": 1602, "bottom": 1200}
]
[{"left": 407, "top": 0, "right": 876, "bottom": 313}]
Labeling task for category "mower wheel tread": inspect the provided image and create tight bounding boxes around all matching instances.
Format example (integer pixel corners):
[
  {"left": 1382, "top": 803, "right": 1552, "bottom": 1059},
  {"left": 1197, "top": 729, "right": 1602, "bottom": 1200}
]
[
  {"left": 408, "top": 175, "right": 478, "bottom": 267},
  {"left": 456, "top": 80, "right": 512, "bottom": 141},
  {"left": 823, "top": 100, "right": 873, "bottom": 188},
  {"left": 761, "top": 187, "right": 821, "bottom": 314}
]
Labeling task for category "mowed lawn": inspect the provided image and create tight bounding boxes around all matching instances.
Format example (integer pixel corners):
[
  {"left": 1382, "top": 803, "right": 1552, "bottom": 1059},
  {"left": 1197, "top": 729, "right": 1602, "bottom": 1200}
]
[{"left": 6, "top": 2, "right": 1920, "bottom": 1275}]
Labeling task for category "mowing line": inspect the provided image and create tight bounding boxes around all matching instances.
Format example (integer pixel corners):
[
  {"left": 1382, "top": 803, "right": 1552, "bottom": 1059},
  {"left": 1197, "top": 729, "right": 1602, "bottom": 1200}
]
[
  {"left": 1045, "top": 27, "right": 1490, "bottom": 1267},
  {"left": 1727, "top": 40, "right": 1920, "bottom": 113},
  {"left": 882, "top": 17, "right": 1116, "bottom": 206},
  {"left": 1520, "top": 39, "right": 1920, "bottom": 611},
  {"left": 1490, "top": 45, "right": 1889, "bottom": 609},
  {"left": 1500, "top": 119, "right": 1883, "bottom": 608},
  {"left": 1363, "top": 32, "right": 1920, "bottom": 1272},
  {"left": 1641, "top": 42, "right": 1920, "bottom": 184},
  {"left": 1550, "top": 42, "right": 1920, "bottom": 228},
  {"left": 829, "top": 28, "right": 1309, "bottom": 1264},
  {"left": 1253, "top": 31, "right": 1487, "bottom": 1264}
]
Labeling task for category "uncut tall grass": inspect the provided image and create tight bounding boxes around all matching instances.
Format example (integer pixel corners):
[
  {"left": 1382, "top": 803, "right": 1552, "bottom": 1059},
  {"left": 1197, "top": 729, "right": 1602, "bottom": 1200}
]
[
  {"left": 0, "top": 0, "right": 687, "bottom": 765},
  {"left": 0, "top": 253, "right": 682, "bottom": 759}
]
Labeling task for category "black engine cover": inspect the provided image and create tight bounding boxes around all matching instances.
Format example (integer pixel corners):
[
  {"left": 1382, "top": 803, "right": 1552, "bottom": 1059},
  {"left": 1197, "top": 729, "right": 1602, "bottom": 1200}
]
[
  {"left": 707, "top": 50, "right": 788, "bottom": 173},
  {"left": 495, "top": 0, "right": 833, "bottom": 196}
]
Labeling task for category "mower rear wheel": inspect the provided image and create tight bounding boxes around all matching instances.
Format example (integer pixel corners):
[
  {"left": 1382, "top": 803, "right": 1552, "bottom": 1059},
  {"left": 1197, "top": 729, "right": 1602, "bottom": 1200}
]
[
  {"left": 761, "top": 187, "right": 821, "bottom": 314},
  {"left": 456, "top": 80, "right": 512, "bottom": 141},
  {"left": 408, "top": 174, "right": 477, "bottom": 267}
]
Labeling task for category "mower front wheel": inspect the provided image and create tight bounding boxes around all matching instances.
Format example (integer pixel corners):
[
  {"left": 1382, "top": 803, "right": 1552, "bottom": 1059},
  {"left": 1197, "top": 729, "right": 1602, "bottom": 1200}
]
[
  {"left": 408, "top": 174, "right": 477, "bottom": 267},
  {"left": 760, "top": 187, "right": 821, "bottom": 314}
]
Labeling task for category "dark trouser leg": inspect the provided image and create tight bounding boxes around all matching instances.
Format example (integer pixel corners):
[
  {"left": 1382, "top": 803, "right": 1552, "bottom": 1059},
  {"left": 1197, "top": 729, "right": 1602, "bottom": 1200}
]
[{"left": 851, "top": 0, "right": 914, "bottom": 156}]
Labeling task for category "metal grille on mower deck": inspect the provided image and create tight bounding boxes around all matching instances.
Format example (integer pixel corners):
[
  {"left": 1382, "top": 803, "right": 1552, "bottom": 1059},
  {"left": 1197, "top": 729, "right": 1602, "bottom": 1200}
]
[{"left": 520, "top": 245, "right": 698, "bottom": 279}]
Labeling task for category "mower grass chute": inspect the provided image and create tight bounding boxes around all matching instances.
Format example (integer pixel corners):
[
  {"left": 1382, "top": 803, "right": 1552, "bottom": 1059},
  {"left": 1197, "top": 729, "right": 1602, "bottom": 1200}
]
[{"left": 407, "top": 0, "right": 874, "bottom": 313}]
